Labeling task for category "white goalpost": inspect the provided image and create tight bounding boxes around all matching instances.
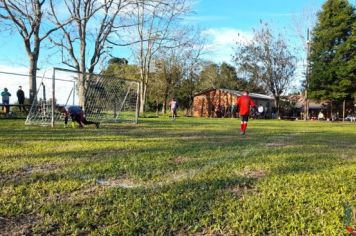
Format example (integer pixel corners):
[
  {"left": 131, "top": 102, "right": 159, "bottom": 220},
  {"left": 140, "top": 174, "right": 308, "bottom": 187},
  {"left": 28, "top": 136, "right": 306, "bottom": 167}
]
[{"left": 25, "top": 67, "right": 139, "bottom": 126}]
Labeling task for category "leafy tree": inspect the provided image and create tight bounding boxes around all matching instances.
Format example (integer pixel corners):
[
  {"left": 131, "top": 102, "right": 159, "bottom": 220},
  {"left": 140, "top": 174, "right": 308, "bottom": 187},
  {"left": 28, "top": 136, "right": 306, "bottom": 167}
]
[
  {"left": 101, "top": 58, "right": 140, "bottom": 116},
  {"left": 104, "top": 57, "right": 140, "bottom": 82},
  {"left": 309, "top": 0, "right": 355, "bottom": 102},
  {"left": 219, "top": 63, "right": 239, "bottom": 89},
  {"left": 197, "top": 62, "right": 246, "bottom": 90},
  {"left": 153, "top": 58, "right": 183, "bottom": 113},
  {"left": 197, "top": 62, "right": 220, "bottom": 89},
  {"left": 234, "top": 22, "right": 297, "bottom": 114}
]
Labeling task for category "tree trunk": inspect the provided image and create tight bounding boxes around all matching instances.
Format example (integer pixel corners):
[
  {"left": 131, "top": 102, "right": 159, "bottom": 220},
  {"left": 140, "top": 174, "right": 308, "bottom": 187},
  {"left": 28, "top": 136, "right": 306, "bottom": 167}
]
[
  {"left": 274, "top": 95, "right": 280, "bottom": 118},
  {"left": 156, "top": 101, "right": 159, "bottom": 116},
  {"left": 162, "top": 86, "right": 169, "bottom": 114},
  {"left": 139, "top": 80, "right": 146, "bottom": 113},
  {"left": 28, "top": 56, "right": 38, "bottom": 104},
  {"left": 113, "top": 100, "right": 117, "bottom": 118},
  {"left": 78, "top": 24, "right": 87, "bottom": 108},
  {"left": 78, "top": 73, "right": 86, "bottom": 108}
]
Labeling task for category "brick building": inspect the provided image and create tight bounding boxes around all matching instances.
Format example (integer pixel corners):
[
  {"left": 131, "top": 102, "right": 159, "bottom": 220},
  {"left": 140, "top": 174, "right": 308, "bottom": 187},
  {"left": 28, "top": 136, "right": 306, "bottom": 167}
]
[{"left": 192, "top": 88, "right": 274, "bottom": 118}]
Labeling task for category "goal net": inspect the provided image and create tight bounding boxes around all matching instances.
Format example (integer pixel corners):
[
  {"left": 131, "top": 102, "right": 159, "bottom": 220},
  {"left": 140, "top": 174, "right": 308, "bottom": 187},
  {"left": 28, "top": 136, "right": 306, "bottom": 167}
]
[{"left": 25, "top": 68, "right": 139, "bottom": 126}]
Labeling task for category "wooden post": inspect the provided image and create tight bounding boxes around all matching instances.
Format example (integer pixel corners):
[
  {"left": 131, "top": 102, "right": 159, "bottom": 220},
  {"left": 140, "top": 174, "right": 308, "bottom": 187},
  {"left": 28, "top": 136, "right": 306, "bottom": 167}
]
[
  {"left": 343, "top": 100, "right": 346, "bottom": 122},
  {"left": 51, "top": 68, "right": 55, "bottom": 127},
  {"left": 305, "top": 28, "right": 311, "bottom": 121}
]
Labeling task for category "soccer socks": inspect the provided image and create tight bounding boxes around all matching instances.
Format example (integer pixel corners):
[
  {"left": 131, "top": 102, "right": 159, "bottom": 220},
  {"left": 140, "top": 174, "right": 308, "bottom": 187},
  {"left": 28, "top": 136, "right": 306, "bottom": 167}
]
[
  {"left": 243, "top": 123, "right": 248, "bottom": 132},
  {"left": 240, "top": 122, "right": 249, "bottom": 134},
  {"left": 240, "top": 123, "right": 248, "bottom": 134}
]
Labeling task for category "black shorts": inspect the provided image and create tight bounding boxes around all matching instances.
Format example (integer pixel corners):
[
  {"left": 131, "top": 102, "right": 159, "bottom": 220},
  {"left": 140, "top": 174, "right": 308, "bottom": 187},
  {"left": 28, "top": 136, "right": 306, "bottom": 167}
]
[
  {"left": 241, "top": 115, "right": 249, "bottom": 122},
  {"left": 71, "top": 114, "right": 83, "bottom": 122}
]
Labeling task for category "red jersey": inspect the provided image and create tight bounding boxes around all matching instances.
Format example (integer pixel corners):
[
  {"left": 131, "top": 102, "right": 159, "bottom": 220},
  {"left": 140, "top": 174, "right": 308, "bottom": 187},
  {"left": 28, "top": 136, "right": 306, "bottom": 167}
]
[{"left": 236, "top": 95, "right": 255, "bottom": 115}]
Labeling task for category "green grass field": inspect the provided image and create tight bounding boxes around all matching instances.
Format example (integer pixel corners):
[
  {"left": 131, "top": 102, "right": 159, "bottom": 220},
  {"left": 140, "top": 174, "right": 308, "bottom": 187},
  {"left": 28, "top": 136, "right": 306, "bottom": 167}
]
[{"left": 0, "top": 118, "right": 355, "bottom": 235}]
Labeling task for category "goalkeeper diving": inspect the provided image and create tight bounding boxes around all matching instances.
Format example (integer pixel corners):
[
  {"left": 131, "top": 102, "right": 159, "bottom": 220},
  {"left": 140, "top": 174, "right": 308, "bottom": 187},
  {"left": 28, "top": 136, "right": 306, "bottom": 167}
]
[{"left": 58, "top": 105, "right": 100, "bottom": 128}]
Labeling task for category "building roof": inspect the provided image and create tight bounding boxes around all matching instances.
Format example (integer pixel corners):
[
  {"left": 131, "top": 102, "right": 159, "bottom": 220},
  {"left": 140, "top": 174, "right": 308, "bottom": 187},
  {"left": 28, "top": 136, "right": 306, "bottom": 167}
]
[{"left": 194, "top": 88, "right": 274, "bottom": 100}]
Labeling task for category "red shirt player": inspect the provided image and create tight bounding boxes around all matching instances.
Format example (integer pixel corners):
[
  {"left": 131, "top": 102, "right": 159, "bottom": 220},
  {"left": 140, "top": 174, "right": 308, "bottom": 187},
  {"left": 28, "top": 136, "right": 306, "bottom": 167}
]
[{"left": 236, "top": 91, "right": 256, "bottom": 135}]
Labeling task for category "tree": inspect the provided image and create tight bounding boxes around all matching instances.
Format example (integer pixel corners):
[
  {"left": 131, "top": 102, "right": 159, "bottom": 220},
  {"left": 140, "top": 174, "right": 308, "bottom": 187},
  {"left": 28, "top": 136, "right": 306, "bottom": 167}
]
[
  {"left": 308, "top": 0, "right": 355, "bottom": 102},
  {"left": 219, "top": 62, "right": 242, "bottom": 89},
  {"left": 145, "top": 27, "right": 205, "bottom": 115},
  {"left": 292, "top": 4, "right": 318, "bottom": 54},
  {"left": 124, "top": 0, "right": 191, "bottom": 113},
  {"left": 49, "top": 0, "right": 131, "bottom": 107},
  {"left": 177, "top": 36, "right": 205, "bottom": 115},
  {"left": 197, "top": 62, "right": 265, "bottom": 92},
  {"left": 153, "top": 57, "right": 183, "bottom": 113},
  {"left": 197, "top": 62, "right": 220, "bottom": 90},
  {"left": 0, "top": 0, "right": 71, "bottom": 102},
  {"left": 234, "top": 22, "right": 297, "bottom": 114},
  {"left": 104, "top": 57, "right": 140, "bottom": 82},
  {"left": 101, "top": 57, "right": 141, "bottom": 116}
]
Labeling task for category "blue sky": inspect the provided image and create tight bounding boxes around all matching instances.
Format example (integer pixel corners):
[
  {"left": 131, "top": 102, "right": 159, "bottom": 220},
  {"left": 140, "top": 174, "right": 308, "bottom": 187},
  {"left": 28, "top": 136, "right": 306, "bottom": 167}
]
[
  {"left": 188, "top": 0, "right": 327, "bottom": 62},
  {"left": 0, "top": 0, "right": 332, "bottom": 67},
  {"left": 0, "top": 0, "right": 355, "bottom": 92}
]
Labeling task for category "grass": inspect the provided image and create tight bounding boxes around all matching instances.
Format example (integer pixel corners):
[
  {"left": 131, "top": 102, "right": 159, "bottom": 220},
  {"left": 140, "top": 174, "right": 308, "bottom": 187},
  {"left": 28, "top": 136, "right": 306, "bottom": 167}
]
[{"left": 0, "top": 117, "right": 355, "bottom": 235}]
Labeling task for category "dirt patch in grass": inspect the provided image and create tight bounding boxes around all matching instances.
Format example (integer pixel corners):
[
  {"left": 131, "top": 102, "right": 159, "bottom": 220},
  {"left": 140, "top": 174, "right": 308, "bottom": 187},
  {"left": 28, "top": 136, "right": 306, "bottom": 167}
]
[
  {"left": 168, "top": 169, "right": 197, "bottom": 181},
  {"left": 340, "top": 153, "right": 355, "bottom": 161},
  {"left": 228, "top": 168, "right": 267, "bottom": 198},
  {"left": 96, "top": 175, "right": 141, "bottom": 189},
  {"left": 170, "top": 156, "right": 191, "bottom": 164},
  {"left": 1, "top": 163, "right": 66, "bottom": 184},
  {"left": 88, "top": 150, "right": 130, "bottom": 161},
  {"left": 265, "top": 142, "right": 286, "bottom": 147},
  {"left": 22, "top": 163, "right": 62, "bottom": 174},
  {"left": 229, "top": 182, "right": 256, "bottom": 198},
  {"left": 241, "top": 168, "right": 267, "bottom": 179},
  {"left": 265, "top": 134, "right": 297, "bottom": 148},
  {"left": 0, "top": 214, "right": 38, "bottom": 236}
]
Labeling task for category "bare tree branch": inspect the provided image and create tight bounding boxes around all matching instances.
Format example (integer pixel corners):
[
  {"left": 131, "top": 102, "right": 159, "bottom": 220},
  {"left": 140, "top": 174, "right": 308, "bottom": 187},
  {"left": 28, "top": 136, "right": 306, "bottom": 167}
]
[
  {"left": 49, "top": 0, "right": 133, "bottom": 106},
  {"left": 124, "top": 0, "right": 192, "bottom": 113},
  {"left": 0, "top": 0, "right": 73, "bottom": 102}
]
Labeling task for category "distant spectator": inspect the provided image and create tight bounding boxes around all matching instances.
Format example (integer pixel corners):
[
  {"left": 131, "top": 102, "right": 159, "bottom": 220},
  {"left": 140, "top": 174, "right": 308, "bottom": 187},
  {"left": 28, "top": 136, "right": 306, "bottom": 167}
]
[
  {"left": 264, "top": 106, "right": 268, "bottom": 119},
  {"left": 257, "top": 105, "right": 264, "bottom": 119},
  {"left": 211, "top": 105, "right": 215, "bottom": 118},
  {"left": 215, "top": 105, "right": 221, "bottom": 118},
  {"left": 1, "top": 88, "right": 11, "bottom": 114},
  {"left": 231, "top": 104, "right": 237, "bottom": 118},
  {"left": 169, "top": 97, "right": 178, "bottom": 120},
  {"left": 318, "top": 111, "right": 324, "bottom": 120},
  {"left": 16, "top": 86, "right": 26, "bottom": 112},
  {"left": 221, "top": 105, "right": 226, "bottom": 117}
]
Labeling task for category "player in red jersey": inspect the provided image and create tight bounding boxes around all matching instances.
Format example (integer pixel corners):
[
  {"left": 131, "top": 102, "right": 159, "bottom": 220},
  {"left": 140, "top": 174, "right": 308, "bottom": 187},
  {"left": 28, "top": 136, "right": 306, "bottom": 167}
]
[{"left": 236, "top": 91, "right": 256, "bottom": 135}]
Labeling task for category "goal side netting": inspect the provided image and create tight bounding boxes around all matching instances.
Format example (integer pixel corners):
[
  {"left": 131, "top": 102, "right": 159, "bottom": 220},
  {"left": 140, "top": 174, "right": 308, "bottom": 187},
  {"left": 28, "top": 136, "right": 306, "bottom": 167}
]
[{"left": 25, "top": 68, "right": 139, "bottom": 126}]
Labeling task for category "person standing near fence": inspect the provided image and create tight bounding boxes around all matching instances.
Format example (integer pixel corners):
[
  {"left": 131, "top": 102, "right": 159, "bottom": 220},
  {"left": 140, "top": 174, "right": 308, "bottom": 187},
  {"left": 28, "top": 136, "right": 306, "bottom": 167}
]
[
  {"left": 16, "top": 86, "right": 26, "bottom": 112},
  {"left": 1, "top": 88, "right": 11, "bottom": 114}
]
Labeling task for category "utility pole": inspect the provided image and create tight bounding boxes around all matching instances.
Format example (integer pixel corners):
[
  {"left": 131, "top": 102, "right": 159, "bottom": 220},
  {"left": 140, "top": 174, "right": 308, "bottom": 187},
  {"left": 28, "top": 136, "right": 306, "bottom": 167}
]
[{"left": 304, "top": 28, "right": 311, "bottom": 121}]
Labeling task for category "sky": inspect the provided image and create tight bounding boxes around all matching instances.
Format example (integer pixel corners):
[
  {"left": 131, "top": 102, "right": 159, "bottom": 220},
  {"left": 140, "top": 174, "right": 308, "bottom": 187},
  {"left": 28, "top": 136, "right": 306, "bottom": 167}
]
[
  {"left": 189, "top": 0, "right": 327, "bottom": 62},
  {"left": 0, "top": 0, "right": 355, "bottom": 97}
]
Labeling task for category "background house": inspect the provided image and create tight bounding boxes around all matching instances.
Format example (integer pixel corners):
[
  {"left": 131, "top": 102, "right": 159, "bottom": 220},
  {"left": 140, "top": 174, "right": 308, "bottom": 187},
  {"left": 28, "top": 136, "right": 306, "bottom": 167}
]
[{"left": 192, "top": 88, "right": 274, "bottom": 118}]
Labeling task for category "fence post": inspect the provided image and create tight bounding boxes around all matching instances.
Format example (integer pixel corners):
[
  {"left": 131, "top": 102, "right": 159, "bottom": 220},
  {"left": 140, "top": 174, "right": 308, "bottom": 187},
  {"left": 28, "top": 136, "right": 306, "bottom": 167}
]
[{"left": 51, "top": 68, "right": 56, "bottom": 127}]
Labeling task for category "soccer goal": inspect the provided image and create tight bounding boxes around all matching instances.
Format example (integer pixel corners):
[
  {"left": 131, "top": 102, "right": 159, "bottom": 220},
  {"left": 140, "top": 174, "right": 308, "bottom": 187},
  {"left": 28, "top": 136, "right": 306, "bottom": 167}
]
[{"left": 25, "top": 67, "right": 139, "bottom": 126}]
